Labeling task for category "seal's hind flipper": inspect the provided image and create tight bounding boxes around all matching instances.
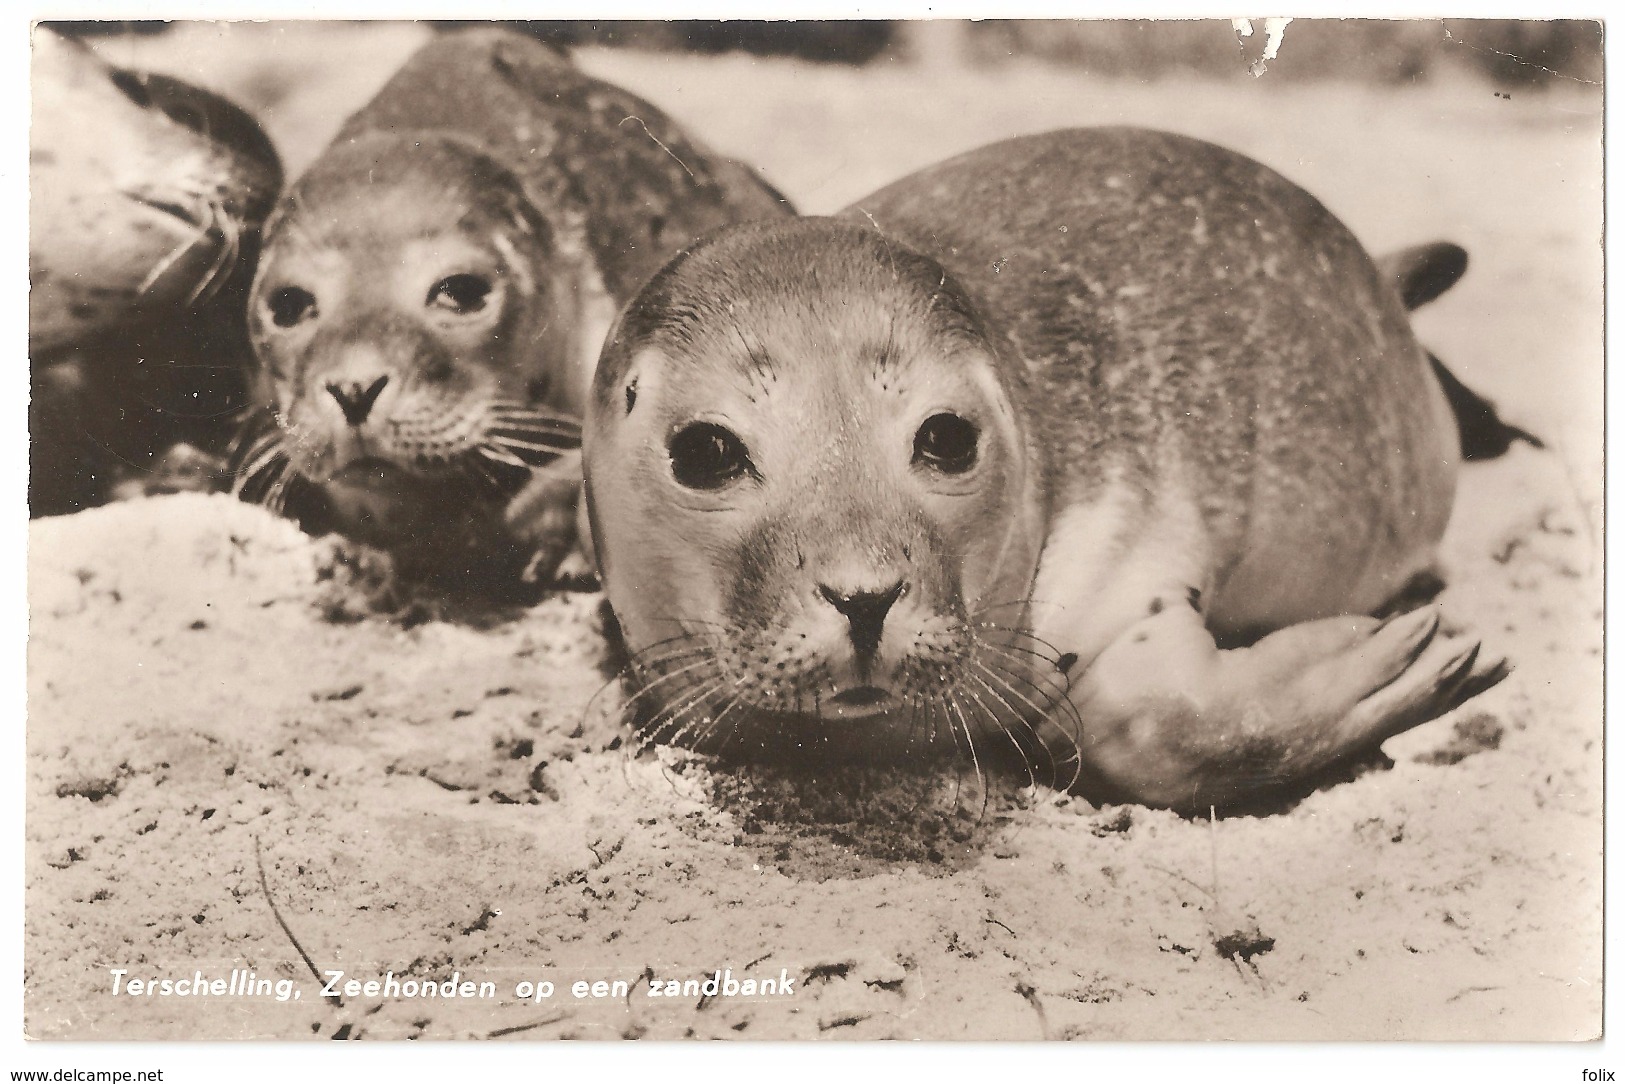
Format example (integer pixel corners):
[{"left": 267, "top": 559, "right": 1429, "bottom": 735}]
[
  {"left": 1342, "top": 636, "right": 1509, "bottom": 744},
  {"left": 1430, "top": 353, "right": 1546, "bottom": 460},
  {"left": 1377, "top": 242, "right": 1543, "bottom": 459},
  {"left": 1378, "top": 241, "right": 1468, "bottom": 310}
]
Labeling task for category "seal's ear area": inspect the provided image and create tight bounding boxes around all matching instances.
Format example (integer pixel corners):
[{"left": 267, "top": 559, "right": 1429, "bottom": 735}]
[
  {"left": 587, "top": 301, "right": 642, "bottom": 418},
  {"left": 586, "top": 227, "right": 752, "bottom": 404},
  {"left": 1376, "top": 242, "right": 1468, "bottom": 311},
  {"left": 590, "top": 346, "right": 675, "bottom": 429}
]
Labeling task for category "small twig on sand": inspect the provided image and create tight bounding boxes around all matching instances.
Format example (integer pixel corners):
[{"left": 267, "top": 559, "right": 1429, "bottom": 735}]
[
  {"left": 489, "top": 1011, "right": 569, "bottom": 1038},
  {"left": 255, "top": 835, "right": 342, "bottom": 1008},
  {"left": 1208, "top": 808, "right": 1270, "bottom": 992},
  {"left": 1015, "top": 980, "right": 1051, "bottom": 1040}
]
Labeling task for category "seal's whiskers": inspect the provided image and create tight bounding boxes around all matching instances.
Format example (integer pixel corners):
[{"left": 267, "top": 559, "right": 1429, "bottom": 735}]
[
  {"left": 184, "top": 197, "right": 240, "bottom": 308},
  {"left": 962, "top": 673, "right": 1040, "bottom": 792},
  {"left": 944, "top": 690, "right": 990, "bottom": 817}
]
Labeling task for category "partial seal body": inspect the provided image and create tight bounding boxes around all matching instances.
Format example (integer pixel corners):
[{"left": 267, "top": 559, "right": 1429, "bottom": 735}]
[
  {"left": 586, "top": 128, "right": 1506, "bottom": 810},
  {"left": 30, "top": 27, "right": 281, "bottom": 354},
  {"left": 851, "top": 128, "right": 1461, "bottom": 649},
  {"left": 30, "top": 28, "right": 282, "bottom": 517},
  {"left": 241, "top": 28, "right": 790, "bottom": 581}
]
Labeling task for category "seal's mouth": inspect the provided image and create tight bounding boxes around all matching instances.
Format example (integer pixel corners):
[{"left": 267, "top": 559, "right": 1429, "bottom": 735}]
[
  {"left": 830, "top": 685, "right": 890, "bottom": 707},
  {"left": 326, "top": 457, "right": 404, "bottom": 486},
  {"left": 317, "top": 458, "right": 424, "bottom": 523},
  {"left": 824, "top": 685, "right": 899, "bottom": 718},
  {"left": 123, "top": 189, "right": 208, "bottom": 231}
]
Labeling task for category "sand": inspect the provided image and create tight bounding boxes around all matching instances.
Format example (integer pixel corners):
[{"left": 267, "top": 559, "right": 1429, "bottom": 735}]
[{"left": 24, "top": 23, "right": 1603, "bottom": 1042}]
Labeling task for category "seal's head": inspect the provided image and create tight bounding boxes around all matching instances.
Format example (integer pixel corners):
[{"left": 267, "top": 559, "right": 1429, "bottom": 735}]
[
  {"left": 240, "top": 133, "right": 585, "bottom": 535},
  {"left": 30, "top": 28, "right": 281, "bottom": 354},
  {"left": 586, "top": 218, "right": 1056, "bottom": 762}
]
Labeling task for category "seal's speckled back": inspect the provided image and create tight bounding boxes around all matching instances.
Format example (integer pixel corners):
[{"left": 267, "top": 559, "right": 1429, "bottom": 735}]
[
  {"left": 337, "top": 28, "right": 790, "bottom": 300},
  {"left": 844, "top": 128, "right": 1457, "bottom": 633}
]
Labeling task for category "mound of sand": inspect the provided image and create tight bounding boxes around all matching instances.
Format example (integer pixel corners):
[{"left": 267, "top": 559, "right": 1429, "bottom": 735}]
[{"left": 24, "top": 442, "right": 1600, "bottom": 1040}]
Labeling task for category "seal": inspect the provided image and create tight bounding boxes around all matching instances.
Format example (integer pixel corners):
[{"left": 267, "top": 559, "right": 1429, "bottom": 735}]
[
  {"left": 237, "top": 27, "right": 791, "bottom": 584},
  {"left": 30, "top": 26, "right": 283, "bottom": 516},
  {"left": 584, "top": 127, "right": 1516, "bottom": 812},
  {"left": 30, "top": 27, "right": 281, "bottom": 352}
]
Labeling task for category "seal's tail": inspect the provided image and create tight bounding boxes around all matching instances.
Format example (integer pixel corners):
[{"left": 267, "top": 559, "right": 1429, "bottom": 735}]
[{"left": 1378, "top": 241, "right": 1544, "bottom": 461}]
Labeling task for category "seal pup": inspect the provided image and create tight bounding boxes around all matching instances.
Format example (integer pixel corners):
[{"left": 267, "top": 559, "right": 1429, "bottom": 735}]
[
  {"left": 238, "top": 27, "right": 790, "bottom": 584},
  {"left": 30, "top": 27, "right": 283, "bottom": 515},
  {"left": 584, "top": 128, "right": 1512, "bottom": 811}
]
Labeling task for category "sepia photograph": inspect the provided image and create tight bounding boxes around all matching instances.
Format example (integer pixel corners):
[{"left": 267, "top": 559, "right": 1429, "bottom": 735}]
[{"left": 19, "top": 12, "right": 1604, "bottom": 1061}]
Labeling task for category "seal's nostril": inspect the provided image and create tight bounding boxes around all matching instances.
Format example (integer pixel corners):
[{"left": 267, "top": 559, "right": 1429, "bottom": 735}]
[
  {"left": 326, "top": 374, "right": 389, "bottom": 427},
  {"left": 818, "top": 580, "right": 907, "bottom": 661}
]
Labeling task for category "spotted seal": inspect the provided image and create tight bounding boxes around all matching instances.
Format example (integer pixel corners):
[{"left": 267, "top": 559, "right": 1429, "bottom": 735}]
[
  {"left": 236, "top": 27, "right": 790, "bottom": 584},
  {"left": 583, "top": 127, "right": 1517, "bottom": 811}
]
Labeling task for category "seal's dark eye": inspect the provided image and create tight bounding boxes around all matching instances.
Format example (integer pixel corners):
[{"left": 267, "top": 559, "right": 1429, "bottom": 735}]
[
  {"left": 427, "top": 274, "right": 492, "bottom": 315},
  {"left": 913, "top": 413, "right": 979, "bottom": 474},
  {"left": 267, "top": 286, "right": 317, "bottom": 328},
  {"left": 668, "top": 422, "right": 753, "bottom": 490}
]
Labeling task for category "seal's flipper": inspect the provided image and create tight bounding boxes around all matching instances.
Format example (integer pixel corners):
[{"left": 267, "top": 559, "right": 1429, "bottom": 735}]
[
  {"left": 1340, "top": 635, "right": 1509, "bottom": 748},
  {"left": 1429, "top": 353, "right": 1546, "bottom": 460},
  {"left": 505, "top": 449, "right": 592, "bottom": 586},
  {"left": 1377, "top": 241, "right": 1468, "bottom": 311},
  {"left": 1056, "top": 604, "right": 1505, "bottom": 813},
  {"left": 1376, "top": 242, "right": 1543, "bottom": 458}
]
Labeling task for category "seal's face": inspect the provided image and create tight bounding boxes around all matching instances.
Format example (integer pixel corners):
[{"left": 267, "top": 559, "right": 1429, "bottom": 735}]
[
  {"left": 30, "top": 28, "right": 281, "bottom": 354},
  {"left": 587, "top": 220, "right": 1055, "bottom": 760},
  {"left": 240, "top": 135, "right": 581, "bottom": 520}
]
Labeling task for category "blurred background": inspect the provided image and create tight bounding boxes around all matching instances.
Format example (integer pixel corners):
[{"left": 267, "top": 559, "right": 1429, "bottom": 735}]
[{"left": 48, "top": 18, "right": 1605, "bottom": 88}]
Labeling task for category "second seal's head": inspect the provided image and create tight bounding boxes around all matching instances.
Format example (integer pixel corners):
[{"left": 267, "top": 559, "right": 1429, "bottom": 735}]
[{"left": 241, "top": 132, "right": 584, "bottom": 533}]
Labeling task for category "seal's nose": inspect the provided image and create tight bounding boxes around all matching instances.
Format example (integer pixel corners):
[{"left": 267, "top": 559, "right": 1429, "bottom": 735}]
[
  {"left": 818, "top": 579, "right": 907, "bottom": 661},
  {"left": 326, "top": 375, "right": 389, "bottom": 427}
]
